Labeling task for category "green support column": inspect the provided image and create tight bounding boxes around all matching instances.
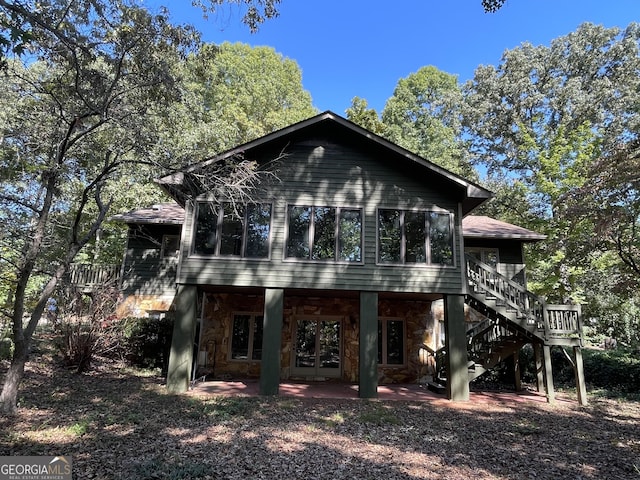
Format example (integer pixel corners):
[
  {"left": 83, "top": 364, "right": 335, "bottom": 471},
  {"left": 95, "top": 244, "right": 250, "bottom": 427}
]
[
  {"left": 574, "top": 346, "right": 588, "bottom": 406},
  {"left": 359, "top": 291, "right": 378, "bottom": 399},
  {"left": 260, "top": 288, "right": 284, "bottom": 396},
  {"left": 444, "top": 295, "right": 470, "bottom": 401},
  {"left": 542, "top": 345, "right": 556, "bottom": 404},
  {"left": 167, "top": 284, "right": 198, "bottom": 393}
]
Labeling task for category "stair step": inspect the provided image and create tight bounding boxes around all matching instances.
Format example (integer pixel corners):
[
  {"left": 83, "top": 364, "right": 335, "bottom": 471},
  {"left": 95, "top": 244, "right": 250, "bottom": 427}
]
[{"left": 426, "top": 381, "right": 446, "bottom": 394}]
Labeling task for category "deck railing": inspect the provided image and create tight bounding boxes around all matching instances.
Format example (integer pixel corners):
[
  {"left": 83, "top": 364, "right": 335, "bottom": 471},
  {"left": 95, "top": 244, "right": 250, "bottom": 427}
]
[
  {"left": 67, "top": 263, "right": 121, "bottom": 290},
  {"left": 465, "top": 254, "right": 582, "bottom": 344}
]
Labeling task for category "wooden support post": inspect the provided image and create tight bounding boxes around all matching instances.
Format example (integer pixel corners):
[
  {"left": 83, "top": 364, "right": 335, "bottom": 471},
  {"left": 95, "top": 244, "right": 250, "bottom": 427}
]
[
  {"left": 513, "top": 350, "right": 522, "bottom": 392},
  {"left": 359, "top": 291, "right": 378, "bottom": 399},
  {"left": 542, "top": 344, "right": 555, "bottom": 404},
  {"left": 573, "top": 346, "right": 588, "bottom": 406},
  {"left": 534, "top": 343, "right": 544, "bottom": 393},
  {"left": 260, "top": 288, "right": 284, "bottom": 396},
  {"left": 444, "top": 295, "right": 470, "bottom": 401},
  {"left": 167, "top": 285, "right": 198, "bottom": 393}
]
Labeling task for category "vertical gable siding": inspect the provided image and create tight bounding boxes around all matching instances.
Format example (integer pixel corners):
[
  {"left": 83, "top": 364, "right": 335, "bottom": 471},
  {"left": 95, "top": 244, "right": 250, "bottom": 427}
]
[{"left": 177, "top": 139, "right": 465, "bottom": 294}]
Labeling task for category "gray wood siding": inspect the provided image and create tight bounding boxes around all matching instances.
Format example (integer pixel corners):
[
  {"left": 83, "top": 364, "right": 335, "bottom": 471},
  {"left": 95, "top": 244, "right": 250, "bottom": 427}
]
[
  {"left": 465, "top": 238, "right": 526, "bottom": 285},
  {"left": 177, "top": 140, "right": 467, "bottom": 294},
  {"left": 122, "top": 225, "right": 180, "bottom": 296}
]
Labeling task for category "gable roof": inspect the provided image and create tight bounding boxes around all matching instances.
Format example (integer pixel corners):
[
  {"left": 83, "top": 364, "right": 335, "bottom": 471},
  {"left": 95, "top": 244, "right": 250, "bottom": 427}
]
[
  {"left": 156, "top": 111, "right": 493, "bottom": 215},
  {"left": 113, "top": 202, "right": 545, "bottom": 242}
]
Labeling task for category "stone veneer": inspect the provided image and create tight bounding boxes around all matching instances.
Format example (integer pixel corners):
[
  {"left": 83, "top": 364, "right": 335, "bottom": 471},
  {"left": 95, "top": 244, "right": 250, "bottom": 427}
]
[{"left": 197, "top": 291, "right": 441, "bottom": 384}]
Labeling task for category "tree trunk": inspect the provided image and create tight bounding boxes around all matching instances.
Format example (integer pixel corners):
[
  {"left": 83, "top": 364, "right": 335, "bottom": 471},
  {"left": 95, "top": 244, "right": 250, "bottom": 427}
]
[{"left": 0, "top": 337, "right": 29, "bottom": 415}]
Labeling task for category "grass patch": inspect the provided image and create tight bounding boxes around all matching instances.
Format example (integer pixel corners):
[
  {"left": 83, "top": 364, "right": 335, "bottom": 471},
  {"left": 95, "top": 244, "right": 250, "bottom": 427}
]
[
  {"left": 186, "top": 396, "right": 254, "bottom": 420},
  {"left": 356, "top": 405, "right": 401, "bottom": 426}
]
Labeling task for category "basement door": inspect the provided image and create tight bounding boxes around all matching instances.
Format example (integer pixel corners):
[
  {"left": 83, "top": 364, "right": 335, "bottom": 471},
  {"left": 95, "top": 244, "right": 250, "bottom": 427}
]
[{"left": 292, "top": 318, "right": 342, "bottom": 378}]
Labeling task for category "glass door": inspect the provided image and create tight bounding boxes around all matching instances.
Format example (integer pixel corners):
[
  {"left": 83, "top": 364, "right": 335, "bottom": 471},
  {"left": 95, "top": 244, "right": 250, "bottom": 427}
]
[{"left": 293, "top": 318, "right": 341, "bottom": 377}]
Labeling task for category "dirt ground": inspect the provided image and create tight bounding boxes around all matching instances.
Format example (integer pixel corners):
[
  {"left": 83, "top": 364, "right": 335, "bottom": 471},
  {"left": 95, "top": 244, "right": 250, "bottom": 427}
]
[{"left": 1, "top": 353, "right": 639, "bottom": 479}]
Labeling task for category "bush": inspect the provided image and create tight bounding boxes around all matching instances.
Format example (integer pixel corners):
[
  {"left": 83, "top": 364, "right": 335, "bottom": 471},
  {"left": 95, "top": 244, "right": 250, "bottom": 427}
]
[
  {"left": 581, "top": 348, "right": 640, "bottom": 394},
  {"left": 0, "top": 337, "right": 13, "bottom": 360},
  {"left": 121, "top": 316, "right": 173, "bottom": 373}
]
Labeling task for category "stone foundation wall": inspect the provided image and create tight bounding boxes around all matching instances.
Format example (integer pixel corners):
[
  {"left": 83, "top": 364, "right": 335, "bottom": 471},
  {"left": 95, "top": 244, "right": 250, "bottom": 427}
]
[{"left": 198, "top": 291, "right": 437, "bottom": 384}]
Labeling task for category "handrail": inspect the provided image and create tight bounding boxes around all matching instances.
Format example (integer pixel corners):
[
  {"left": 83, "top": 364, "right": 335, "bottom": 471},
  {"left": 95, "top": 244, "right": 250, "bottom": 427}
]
[
  {"left": 68, "top": 263, "right": 121, "bottom": 288},
  {"left": 465, "top": 254, "right": 544, "bottom": 326},
  {"left": 465, "top": 254, "right": 581, "bottom": 342}
]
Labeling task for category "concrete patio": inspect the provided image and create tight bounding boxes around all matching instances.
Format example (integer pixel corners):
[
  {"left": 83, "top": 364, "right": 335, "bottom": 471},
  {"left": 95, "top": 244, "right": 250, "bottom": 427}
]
[{"left": 188, "top": 379, "right": 574, "bottom": 405}]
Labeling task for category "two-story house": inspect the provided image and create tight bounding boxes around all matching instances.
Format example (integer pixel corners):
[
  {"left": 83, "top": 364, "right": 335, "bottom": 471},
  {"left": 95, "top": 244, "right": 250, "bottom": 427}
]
[{"left": 109, "top": 111, "right": 585, "bottom": 404}]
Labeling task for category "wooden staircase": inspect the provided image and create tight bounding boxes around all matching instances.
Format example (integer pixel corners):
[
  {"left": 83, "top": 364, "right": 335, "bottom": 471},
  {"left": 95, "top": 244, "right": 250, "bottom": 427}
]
[{"left": 432, "top": 255, "right": 583, "bottom": 389}]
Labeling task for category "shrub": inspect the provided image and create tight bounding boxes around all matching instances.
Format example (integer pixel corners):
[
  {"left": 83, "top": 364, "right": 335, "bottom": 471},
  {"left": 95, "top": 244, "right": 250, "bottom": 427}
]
[{"left": 121, "top": 316, "right": 173, "bottom": 373}]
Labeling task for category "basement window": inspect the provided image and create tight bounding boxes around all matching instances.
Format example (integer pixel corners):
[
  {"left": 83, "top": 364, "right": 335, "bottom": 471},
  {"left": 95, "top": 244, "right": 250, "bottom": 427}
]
[
  {"left": 230, "top": 314, "right": 264, "bottom": 361},
  {"left": 378, "top": 318, "right": 405, "bottom": 365}
]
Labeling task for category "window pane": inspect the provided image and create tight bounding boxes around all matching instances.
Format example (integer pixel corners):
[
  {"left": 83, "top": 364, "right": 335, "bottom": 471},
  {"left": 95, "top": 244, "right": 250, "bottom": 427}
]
[
  {"left": 220, "top": 204, "right": 244, "bottom": 256},
  {"left": 231, "top": 315, "right": 250, "bottom": 359},
  {"left": 338, "top": 209, "right": 362, "bottom": 262},
  {"left": 318, "top": 320, "right": 340, "bottom": 369},
  {"left": 194, "top": 203, "right": 218, "bottom": 255},
  {"left": 386, "top": 320, "right": 404, "bottom": 365},
  {"left": 430, "top": 212, "right": 453, "bottom": 265},
  {"left": 405, "top": 212, "right": 426, "bottom": 263},
  {"left": 295, "top": 319, "right": 316, "bottom": 367},
  {"left": 245, "top": 204, "right": 271, "bottom": 258},
  {"left": 484, "top": 250, "right": 499, "bottom": 268},
  {"left": 378, "top": 209, "right": 401, "bottom": 263},
  {"left": 252, "top": 316, "right": 264, "bottom": 360},
  {"left": 162, "top": 235, "right": 180, "bottom": 258},
  {"left": 312, "top": 207, "right": 336, "bottom": 260},
  {"left": 287, "top": 206, "right": 311, "bottom": 258}
]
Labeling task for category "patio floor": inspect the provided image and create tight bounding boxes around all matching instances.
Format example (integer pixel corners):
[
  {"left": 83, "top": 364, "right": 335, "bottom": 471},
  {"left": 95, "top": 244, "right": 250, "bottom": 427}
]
[{"left": 188, "top": 379, "right": 574, "bottom": 406}]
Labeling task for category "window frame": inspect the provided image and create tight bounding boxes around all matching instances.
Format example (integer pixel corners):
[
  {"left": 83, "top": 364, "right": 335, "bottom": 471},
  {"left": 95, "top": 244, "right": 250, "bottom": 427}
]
[
  {"left": 465, "top": 247, "right": 500, "bottom": 269},
  {"left": 229, "top": 312, "right": 264, "bottom": 362},
  {"left": 191, "top": 201, "right": 272, "bottom": 259},
  {"left": 377, "top": 317, "right": 406, "bottom": 366},
  {"left": 161, "top": 234, "right": 180, "bottom": 258},
  {"left": 284, "top": 204, "right": 364, "bottom": 264},
  {"left": 376, "top": 207, "right": 455, "bottom": 267}
]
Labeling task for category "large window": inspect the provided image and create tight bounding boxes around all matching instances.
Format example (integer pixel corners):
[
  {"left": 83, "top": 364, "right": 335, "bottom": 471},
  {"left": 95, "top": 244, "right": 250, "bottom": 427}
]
[
  {"left": 193, "top": 202, "right": 271, "bottom": 258},
  {"left": 378, "top": 319, "right": 404, "bottom": 365},
  {"left": 230, "top": 314, "right": 263, "bottom": 361},
  {"left": 286, "top": 205, "right": 362, "bottom": 262},
  {"left": 378, "top": 209, "right": 453, "bottom": 265}
]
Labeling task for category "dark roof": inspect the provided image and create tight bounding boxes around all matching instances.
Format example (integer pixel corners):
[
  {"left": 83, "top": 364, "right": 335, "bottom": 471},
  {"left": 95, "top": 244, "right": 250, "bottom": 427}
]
[
  {"left": 462, "top": 215, "right": 546, "bottom": 241},
  {"left": 156, "top": 111, "right": 493, "bottom": 216},
  {"left": 110, "top": 202, "right": 185, "bottom": 225},
  {"left": 112, "top": 202, "right": 545, "bottom": 242}
]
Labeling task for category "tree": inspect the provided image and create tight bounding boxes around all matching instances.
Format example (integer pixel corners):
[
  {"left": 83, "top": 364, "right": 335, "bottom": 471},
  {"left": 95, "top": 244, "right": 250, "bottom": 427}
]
[
  {"left": 461, "top": 22, "right": 640, "bottom": 330},
  {"left": 0, "top": 0, "right": 280, "bottom": 66},
  {"left": 345, "top": 97, "right": 387, "bottom": 136},
  {"left": 0, "top": 0, "right": 200, "bottom": 415},
  {"left": 347, "top": 67, "right": 475, "bottom": 177},
  {"left": 381, "top": 66, "right": 474, "bottom": 176},
  {"left": 173, "top": 42, "right": 316, "bottom": 156}
]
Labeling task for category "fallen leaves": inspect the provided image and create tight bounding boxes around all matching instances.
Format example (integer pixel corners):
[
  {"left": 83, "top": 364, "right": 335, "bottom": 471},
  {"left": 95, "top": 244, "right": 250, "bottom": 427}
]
[{"left": 1, "top": 356, "right": 639, "bottom": 479}]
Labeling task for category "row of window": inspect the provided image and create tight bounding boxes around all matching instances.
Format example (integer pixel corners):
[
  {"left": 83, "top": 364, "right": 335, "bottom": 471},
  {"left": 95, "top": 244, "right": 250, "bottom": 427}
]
[
  {"left": 192, "top": 202, "right": 454, "bottom": 265},
  {"left": 230, "top": 314, "right": 405, "bottom": 366}
]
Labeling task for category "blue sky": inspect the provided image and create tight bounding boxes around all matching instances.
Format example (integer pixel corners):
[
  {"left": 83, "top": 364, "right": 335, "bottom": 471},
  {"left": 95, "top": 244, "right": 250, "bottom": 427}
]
[{"left": 155, "top": 0, "right": 639, "bottom": 115}]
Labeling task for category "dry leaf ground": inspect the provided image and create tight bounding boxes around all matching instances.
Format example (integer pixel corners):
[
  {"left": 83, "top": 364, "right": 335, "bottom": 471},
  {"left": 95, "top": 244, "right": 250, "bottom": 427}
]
[{"left": 1, "top": 348, "right": 639, "bottom": 479}]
